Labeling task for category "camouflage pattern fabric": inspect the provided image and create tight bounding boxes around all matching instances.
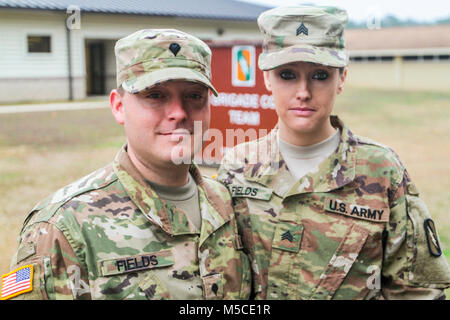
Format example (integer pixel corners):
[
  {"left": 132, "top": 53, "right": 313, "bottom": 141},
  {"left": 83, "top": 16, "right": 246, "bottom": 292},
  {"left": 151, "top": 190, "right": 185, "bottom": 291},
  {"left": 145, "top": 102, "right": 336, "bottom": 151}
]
[
  {"left": 7, "top": 146, "right": 251, "bottom": 300},
  {"left": 115, "top": 29, "right": 218, "bottom": 96},
  {"left": 218, "top": 116, "right": 450, "bottom": 300},
  {"left": 257, "top": 5, "right": 348, "bottom": 70}
]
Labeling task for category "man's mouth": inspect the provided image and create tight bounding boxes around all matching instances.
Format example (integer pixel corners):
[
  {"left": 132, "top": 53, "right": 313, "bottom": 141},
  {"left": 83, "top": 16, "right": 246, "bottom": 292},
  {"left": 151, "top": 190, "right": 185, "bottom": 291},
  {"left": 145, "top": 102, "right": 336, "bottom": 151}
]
[{"left": 158, "top": 129, "right": 192, "bottom": 135}]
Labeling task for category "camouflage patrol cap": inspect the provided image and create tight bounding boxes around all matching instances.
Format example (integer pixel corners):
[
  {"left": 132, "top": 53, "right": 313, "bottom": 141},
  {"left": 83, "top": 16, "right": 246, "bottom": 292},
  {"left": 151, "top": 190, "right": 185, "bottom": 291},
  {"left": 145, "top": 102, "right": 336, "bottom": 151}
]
[
  {"left": 257, "top": 5, "right": 348, "bottom": 70},
  {"left": 115, "top": 29, "right": 218, "bottom": 96}
]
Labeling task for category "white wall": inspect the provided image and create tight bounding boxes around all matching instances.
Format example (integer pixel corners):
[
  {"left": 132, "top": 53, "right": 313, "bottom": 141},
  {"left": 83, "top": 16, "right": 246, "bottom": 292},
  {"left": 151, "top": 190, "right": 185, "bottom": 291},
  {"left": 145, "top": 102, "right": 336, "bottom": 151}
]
[
  {"left": 0, "top": 10, "right": 70, "bottom": 78},
  {"left": 0, "top": 8, "right": 263, "bottom": 102}
]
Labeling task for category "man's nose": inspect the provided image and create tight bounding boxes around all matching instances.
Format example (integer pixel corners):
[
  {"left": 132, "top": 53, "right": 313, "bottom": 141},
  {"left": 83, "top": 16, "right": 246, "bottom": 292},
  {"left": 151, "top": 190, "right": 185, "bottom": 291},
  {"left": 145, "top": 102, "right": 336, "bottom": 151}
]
[{"left": 166, "top": 95, "right": 187, "bottom": 121}]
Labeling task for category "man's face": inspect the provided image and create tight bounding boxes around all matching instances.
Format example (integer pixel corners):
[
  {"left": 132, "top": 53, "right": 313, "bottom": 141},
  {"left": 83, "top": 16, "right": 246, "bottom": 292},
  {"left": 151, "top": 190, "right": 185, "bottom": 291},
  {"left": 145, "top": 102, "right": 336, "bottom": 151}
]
[{"left": 111, "top": 80, "right": 210, "bottom": 169}]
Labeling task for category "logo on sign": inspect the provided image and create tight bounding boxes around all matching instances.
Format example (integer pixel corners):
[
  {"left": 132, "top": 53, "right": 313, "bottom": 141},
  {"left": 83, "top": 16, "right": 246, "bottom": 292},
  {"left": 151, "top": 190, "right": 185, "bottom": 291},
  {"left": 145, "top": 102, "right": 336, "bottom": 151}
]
[{"left": 232, "top": 46, "right": 255, "bottom": 87}]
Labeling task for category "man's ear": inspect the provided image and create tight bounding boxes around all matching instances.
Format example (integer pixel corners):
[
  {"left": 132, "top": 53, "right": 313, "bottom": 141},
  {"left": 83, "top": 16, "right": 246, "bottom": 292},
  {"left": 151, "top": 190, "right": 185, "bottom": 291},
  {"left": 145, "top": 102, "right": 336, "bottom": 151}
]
[
  {"left": 110, "top": 89, "right": 125, "bottom": 125},
  {"left": 337, "top": 67, "right": 348, "bottom": 94},
  {"left": 263, "top": 71, "right": 272, "bottom": 92}
]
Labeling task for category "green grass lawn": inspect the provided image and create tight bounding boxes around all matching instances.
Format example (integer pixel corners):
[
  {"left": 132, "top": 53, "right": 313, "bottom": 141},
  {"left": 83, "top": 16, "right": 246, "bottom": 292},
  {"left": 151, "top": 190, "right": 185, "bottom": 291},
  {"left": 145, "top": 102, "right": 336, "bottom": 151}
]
[{"left": 0, "top": 86, "right": 449, "bottom": 298}]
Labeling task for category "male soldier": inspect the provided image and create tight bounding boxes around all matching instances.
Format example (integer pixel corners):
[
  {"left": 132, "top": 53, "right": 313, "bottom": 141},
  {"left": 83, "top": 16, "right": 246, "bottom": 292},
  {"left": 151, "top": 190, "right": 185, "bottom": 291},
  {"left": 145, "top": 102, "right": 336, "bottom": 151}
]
[
  {"left": 218, "top": 5, "right": 450, "bottom": 299},
  {"left": 2, "top": 29, "right": 251, "bottom": 300}
]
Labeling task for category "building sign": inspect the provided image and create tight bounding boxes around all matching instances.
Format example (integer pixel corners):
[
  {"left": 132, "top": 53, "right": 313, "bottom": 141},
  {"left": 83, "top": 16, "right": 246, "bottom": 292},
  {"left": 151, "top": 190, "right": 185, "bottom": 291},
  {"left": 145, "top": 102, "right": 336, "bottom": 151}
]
[
  {"left": 232, "top": 46, "right": 255, "bottom": 87},
  {"left": 201, "top": 44, "right": 278, "bottom": 164}
]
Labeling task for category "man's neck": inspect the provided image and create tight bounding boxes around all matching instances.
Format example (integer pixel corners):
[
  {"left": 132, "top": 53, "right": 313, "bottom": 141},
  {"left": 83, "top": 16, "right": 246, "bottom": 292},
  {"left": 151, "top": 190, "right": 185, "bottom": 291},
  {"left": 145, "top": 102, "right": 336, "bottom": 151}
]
[{"left": 127, "top": 147, "right": 190, "bottom": 187}]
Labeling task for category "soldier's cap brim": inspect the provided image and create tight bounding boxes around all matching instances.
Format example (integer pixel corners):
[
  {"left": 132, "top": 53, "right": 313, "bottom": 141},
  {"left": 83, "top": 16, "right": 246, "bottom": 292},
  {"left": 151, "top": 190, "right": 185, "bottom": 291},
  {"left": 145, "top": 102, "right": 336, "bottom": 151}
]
[
  {"left": 121, "top": 67, "right": 218, "bottom": 96},
  {"left": 258, "top": 44, "right": 347, "bottom": 70}
]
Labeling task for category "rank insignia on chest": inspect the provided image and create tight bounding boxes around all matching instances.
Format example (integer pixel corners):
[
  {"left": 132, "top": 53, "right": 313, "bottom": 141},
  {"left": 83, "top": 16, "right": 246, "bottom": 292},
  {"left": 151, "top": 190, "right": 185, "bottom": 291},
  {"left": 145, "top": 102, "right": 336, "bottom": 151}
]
[
  {"left": 296, "top": 22, "right": 308, "bottom": 36},
  {"left": 281, "top": 230, "right": 294, "bottom": 242},
  {"left": 272, "top": 222, "right": 303, "bottom": 253}
]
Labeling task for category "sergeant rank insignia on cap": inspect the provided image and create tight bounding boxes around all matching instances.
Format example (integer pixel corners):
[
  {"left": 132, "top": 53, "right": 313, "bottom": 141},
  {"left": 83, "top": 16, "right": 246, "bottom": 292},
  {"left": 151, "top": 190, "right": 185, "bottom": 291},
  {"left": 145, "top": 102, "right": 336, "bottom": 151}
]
[
  {"left": 1, "top": 265, "right": 33, "bottom": 300},
  {"left": 296, "top": 22, "right": 308, "bottom": 36}
]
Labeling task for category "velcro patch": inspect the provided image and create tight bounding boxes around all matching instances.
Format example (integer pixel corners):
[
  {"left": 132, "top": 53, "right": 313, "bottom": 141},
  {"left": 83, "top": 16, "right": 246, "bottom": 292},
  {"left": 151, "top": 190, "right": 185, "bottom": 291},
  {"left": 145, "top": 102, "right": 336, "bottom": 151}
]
[
  {"left": 1, "top": 265, "right": 34, "bottom": 300},
  {"left": 98, "top": 249, "right": 174, "bottom": 276},
  {"left": 16, "top": 243, "right": 36, "bottom": 264},
  {"left": 228, "top": 184, "right": 273, "bottom": 200},
  {"left": 324, "top": 197, "right": 388, "bottom": 222}
]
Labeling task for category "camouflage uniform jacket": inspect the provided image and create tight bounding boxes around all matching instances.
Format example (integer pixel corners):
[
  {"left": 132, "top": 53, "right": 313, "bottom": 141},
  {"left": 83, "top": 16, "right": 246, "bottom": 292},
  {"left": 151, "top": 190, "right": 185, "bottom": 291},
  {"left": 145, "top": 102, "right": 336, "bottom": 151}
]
[
  {"left": 218, "top": 116, "right": 450, "bottom": 300},
  {"left": 8, "top": 146, "right": 251, "bottom": 300}
]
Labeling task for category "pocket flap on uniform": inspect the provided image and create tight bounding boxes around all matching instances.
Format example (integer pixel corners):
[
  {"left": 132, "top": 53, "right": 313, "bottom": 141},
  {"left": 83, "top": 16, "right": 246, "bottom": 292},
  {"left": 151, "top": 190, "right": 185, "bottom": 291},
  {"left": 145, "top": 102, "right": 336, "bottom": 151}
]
[
  {"left": 272, "top": 222, "right": 303, "bottom": 253},
  {"left": 202, "top": 273, "right": 224, "bottom": 300},
  {"left": 98, "top": 249, "right": 174, "bottom": 276}
]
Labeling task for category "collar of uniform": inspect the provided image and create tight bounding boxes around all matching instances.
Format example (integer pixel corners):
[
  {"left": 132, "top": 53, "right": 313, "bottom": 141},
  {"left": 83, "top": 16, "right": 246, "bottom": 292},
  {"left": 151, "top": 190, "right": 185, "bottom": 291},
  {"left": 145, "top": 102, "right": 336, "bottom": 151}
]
[
  {"left": 243, "top": 116, "right": 357, "bottom": 198},
  {"left": 189, "top": 163, "right": 231, "bottom": 247},
  {"left": 243, "top": 126, "right": 297, "bottom": 198},
  {"left": 113, "top": 145, "right": 195, "bottom": 236},
  {"left": 113, "top": 145, "right": 230, "bottom": 239}
]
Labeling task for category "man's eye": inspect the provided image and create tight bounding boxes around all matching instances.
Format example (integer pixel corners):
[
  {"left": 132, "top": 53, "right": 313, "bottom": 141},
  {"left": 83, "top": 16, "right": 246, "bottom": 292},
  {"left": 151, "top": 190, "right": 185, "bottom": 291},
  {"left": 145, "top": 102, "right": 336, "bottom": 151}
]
[
  {"left": 145, "top": 92, "right": 163, "bottom": 99},
  {"left": 187, "top": 93, "right": 203, "bottom": 100},
  {"left": 279, "top": 70, "right": 296, "bottom": 80},
  {"left": 312, "top": 70, "right": 329, "bottom": 80}
]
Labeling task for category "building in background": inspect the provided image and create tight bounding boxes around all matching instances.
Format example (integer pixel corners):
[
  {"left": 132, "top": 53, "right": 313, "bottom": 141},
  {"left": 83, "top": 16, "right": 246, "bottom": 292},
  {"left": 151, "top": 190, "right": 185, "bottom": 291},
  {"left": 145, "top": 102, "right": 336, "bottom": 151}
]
[
  {"left": 1, "top": 0, "right": 449, "bottom": 105},
  {"left": 0, "top": 0, "right": 270, "bottom": 103},
  {"left": 346, "top": 25, "right": 450, "bottom": 92}
]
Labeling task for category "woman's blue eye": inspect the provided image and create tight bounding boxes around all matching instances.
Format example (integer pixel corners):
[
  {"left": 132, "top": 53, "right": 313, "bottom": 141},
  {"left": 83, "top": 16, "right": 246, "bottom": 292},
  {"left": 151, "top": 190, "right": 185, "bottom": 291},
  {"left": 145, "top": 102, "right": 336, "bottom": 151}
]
[
  {"left": 279, "top": 70, "right": 296, "bottom": 80},
  {"left": 312, "top": 70, "right": 329, "bottom": 80}
]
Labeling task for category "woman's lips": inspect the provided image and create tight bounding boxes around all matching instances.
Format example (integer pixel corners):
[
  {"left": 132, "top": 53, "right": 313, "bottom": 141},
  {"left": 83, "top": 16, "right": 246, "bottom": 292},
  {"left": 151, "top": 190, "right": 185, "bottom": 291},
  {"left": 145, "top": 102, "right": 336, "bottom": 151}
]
[{"left": 289, "top": 107, "right": 315, "bottom": 117}]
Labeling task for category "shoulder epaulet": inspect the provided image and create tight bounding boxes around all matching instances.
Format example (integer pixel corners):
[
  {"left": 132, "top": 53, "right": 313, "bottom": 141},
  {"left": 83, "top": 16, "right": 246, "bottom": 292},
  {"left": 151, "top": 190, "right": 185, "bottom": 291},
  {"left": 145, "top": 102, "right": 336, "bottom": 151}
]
[
  {"left": 21, "top": 164, "right": 117, "bottom": 233},
  {"left": 354, "top": 134, "right": 392, "bottom": 150},
  {"left": 353, "top": 134, "right": 406, "bottom": 185}
]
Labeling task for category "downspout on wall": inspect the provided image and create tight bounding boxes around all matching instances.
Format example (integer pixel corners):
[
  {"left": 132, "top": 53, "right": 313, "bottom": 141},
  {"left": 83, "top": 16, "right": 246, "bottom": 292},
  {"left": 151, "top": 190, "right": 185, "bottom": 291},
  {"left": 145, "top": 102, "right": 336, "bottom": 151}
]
[{"left": 65, "top": 14, "right": 73, "bottom": 101}]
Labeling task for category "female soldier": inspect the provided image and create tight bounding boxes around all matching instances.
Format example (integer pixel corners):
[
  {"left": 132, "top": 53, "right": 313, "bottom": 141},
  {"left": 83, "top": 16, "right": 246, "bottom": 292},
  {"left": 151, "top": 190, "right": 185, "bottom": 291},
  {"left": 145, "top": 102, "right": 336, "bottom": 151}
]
[{"left": 218, "top": 5, "right": 450, "bottom": 299}]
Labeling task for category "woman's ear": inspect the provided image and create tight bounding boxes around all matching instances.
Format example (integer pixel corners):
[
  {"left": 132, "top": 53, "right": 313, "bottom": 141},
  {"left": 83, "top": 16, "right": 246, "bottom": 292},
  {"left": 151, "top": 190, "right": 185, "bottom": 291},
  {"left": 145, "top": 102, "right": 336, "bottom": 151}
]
[
  {"left": 263, "top": 71, "right": 272, "bottom": 92},
  {"left": 337, "top": 67, "right": 348, "bottom": 94},
  {"left": 110, "top": 89, "right": 125, "bottom": 125}
]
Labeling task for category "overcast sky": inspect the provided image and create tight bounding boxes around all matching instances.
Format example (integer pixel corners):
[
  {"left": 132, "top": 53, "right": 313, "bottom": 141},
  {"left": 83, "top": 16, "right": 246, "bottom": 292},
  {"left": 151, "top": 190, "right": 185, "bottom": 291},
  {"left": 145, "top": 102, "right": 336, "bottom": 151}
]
[{"left": 239, "top": 0, "right": 450, "bottom": 22}]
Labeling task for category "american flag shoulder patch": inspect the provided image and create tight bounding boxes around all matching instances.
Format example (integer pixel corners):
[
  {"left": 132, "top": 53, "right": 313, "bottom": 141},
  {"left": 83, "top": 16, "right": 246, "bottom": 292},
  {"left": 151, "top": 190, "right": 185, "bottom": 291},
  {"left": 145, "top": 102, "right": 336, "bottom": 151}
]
[{"left": 1, "top": 265, "right": 34, "bottom": 300}]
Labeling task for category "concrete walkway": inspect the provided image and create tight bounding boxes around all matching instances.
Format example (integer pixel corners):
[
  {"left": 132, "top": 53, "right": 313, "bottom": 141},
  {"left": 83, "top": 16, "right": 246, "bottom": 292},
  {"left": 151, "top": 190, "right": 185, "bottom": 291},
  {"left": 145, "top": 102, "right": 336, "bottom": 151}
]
[{"left": 0, "top": 99, "right": 109, "bottom": 114}]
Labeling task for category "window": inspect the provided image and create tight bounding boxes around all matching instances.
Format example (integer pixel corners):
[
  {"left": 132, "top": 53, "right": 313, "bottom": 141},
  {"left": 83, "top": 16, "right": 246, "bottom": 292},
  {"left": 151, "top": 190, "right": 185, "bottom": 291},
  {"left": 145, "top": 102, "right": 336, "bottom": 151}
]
[
  {"left": 27, "top": 35, "right": 51, "bottom": 53},
  {"left": 403, "top": 55, "right": 418, "bottom": 61},
  {"left": 380, "top": 56, "right": 394, "bottom": 61}
]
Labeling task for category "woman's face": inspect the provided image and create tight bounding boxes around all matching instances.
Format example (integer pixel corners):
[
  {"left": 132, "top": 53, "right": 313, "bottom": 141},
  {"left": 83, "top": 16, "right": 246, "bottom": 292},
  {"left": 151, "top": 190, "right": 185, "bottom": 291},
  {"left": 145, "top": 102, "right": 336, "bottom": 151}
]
[{"left": 264, "top": 61, "right": 347, "bottom": 145}]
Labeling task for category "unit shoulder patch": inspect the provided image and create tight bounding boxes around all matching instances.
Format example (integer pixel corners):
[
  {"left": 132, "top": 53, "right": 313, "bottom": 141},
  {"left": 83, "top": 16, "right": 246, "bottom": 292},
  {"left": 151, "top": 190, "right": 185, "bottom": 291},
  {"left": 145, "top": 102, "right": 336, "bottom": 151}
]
[
  {"left": 424, "top": 219, "right": 442, "bottom": 257},
  {"left": 1, "top": 265, "right": 34, "bottom": 300}
]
